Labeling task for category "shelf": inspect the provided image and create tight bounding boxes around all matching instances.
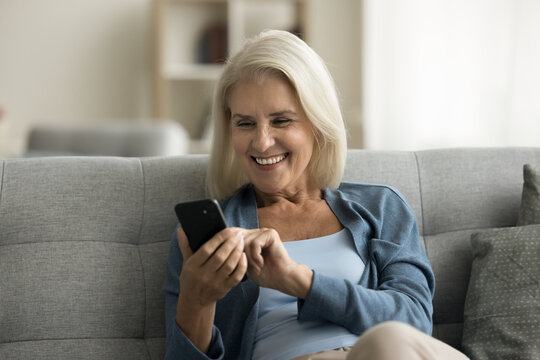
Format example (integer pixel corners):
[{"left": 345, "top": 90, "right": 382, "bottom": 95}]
[
  {"left": 153, "top": 0, "right": 307, "bottom": 149},
  {"left": 163, "top": 63, "right": 224, "bottom": 81}
]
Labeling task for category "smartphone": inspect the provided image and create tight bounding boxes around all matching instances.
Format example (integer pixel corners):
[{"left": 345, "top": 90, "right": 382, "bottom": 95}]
[{"left": 174, "top": 198, "right": 228, "bottom": 252}]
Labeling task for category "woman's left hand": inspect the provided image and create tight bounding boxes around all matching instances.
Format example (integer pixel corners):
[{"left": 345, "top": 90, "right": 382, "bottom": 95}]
[{"left": 242, "top": 228, "right": 313, "bottom": 299}]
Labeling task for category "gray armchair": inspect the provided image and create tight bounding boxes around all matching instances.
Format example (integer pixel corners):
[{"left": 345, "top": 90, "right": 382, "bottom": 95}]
[{"left": 26, "top": 120, "right": 190, "bottom": 157}]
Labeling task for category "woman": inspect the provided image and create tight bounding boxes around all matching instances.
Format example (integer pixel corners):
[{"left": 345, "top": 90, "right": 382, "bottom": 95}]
[{"left": 164, "top": 30, "right": 468, "bottom": 360}]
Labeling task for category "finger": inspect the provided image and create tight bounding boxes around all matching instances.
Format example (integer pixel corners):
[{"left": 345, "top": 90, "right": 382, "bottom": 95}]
[
  {"left": 204, "top": 232, "right": 244, "bottom": 272},
  {"left": 246, "top": 259, "right": 261, "bottom": 276},
  {"left": 243, "top": 231, "right": 266, "bottom": 269},
  {"left": 244, "top": 244, "right": 263, "bottom": 273},
  {"left": 198, "top": 228, "right": 243, "bottom": 256},
  {"left": 177, "top": 228, "right": 193, "bottom": 259},
  {"left": 218, "top": 241, "right": 245, "bottom": 280},
  {"left": 187, "top": 227, "right": 241, "bottom": 266},
  {"left": 229, "top": 253, "right": 248, "bottom": 284}
]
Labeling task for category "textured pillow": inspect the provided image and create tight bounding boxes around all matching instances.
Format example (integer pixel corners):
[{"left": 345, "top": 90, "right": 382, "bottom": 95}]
[
  {"left": 462, "top": 225, "right": 540, "bottom": 360},
  {"left": 517, "top": 164, "right": 540, "bottom": 226}
]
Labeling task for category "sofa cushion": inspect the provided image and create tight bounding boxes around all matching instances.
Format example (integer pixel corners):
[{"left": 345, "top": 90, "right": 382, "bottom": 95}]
[
  {"left": 462, "top": 225, "right": 540, "bottom": 360},
  {"left": 425, "top": 230, "right": 475, "bottom": 322},
  {"left": 0, "top": 339, "right": 151, "bottom": 360},
  {"left": 517, "top": 164, "right": 540, "bottom": 226}
]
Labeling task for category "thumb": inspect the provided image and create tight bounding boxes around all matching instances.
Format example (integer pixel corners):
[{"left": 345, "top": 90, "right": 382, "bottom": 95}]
[{"left": 177, "top": 228, "right": 193, "bottom": 259}]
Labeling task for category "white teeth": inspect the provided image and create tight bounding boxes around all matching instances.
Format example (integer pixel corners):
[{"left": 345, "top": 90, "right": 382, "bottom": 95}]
[{"left": 255, "top": 154, "right": 286, "bottom": 165}]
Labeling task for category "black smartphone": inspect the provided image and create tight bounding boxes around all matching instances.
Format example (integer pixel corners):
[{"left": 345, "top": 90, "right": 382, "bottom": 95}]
[{"left": 174, "top": 198, "right": 228, "bottom": 252}]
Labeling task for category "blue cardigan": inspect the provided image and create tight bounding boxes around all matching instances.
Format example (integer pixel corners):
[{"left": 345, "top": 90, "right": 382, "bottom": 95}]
[{"left": 163, "top": 182, "right": 435, "bottom": 360}]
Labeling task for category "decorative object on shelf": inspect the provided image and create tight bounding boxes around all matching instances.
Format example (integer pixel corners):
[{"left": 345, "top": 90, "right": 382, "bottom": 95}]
[{"left": 198, "top": 23, "right": 228, "bottom": 64}]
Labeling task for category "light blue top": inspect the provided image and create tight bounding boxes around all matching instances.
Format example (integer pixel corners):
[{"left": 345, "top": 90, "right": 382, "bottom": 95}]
[
  {"left": 252, "top": 229, "right": 365, "bottom": 360},
  {"left": 164, "top": 182, "right": 435, "bottom": 360}
]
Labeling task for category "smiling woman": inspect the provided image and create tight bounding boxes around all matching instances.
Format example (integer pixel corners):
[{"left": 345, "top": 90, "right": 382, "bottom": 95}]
[
  {"left": 229, "top": 76, "right": 316, "bottom": 197},
  {"left": 207, "top": 30, "right": 347, "bottom": 200},
  {"left": 163, "top": 30, "right": 466, "bottom": 360}
]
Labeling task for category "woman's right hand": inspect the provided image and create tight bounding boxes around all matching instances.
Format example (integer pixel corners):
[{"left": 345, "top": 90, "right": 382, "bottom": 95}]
[
  {"left": 175, "top": 227, "right": 247, "bottom": 354},
  {"left": 177, "top": 226, "right": 248, "bottom": 307}
]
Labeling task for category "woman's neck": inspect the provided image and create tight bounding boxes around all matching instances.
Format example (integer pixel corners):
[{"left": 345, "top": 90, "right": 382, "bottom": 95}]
[{"left": 254, "top": 184, "right": 323, "bottom": 208}]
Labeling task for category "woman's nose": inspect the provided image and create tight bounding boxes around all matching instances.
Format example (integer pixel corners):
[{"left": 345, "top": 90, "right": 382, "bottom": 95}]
[{"left": 252, "top": 125, "right": 274, "bottom": 152}]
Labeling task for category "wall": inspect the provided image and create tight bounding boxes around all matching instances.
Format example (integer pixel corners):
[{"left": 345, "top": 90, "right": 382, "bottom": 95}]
[
  {"left": 3, "top": 1, "right": 534, "bottom": 155},
  {"left": 0, "top": 0, "right": 364, "bottom": 155},
  {"left": 362, "top": 0, "right": 540, "bottom": 150},
  {"left": 0, "top": 0, "right": 152, "bottom": 155},
  {"left": 307, "top": 0, "right": 364, "bottom": 148}
]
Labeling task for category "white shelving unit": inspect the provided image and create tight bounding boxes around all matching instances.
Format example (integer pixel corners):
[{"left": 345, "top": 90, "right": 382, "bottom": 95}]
[
  {"left": 163, "top": 63, "right": 224, "bottom": 81},
  {"left": 153, "top": 0, "right": 307, "bottom": 152}
]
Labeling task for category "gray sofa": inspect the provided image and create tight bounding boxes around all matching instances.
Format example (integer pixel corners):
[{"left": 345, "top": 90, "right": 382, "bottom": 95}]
[{"left": 1, "top": 147, "right": 539, "bottom": 359}]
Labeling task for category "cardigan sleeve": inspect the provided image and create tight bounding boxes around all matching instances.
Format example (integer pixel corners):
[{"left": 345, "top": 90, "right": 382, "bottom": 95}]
[
  {"left": 297, "top": 185, "right": 435, "bottom": 335},
  {"left": 163, "top": 228, "right": 226, "bottom": 360}
]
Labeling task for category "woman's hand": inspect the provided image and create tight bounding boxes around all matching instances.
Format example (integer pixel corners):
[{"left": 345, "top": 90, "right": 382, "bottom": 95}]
[
  {"left": 177, "top": 227, "right": 248, "bottom": 307},
  {"left": 242, "top": 228, "right": 313, "bottom": 299},
  {"left": 175, "top": 227, "right": 247, "bottom": 354}
]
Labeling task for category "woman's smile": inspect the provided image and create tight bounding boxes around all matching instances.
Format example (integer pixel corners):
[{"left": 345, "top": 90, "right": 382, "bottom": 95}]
[{"left": 253, "top": 153, "right": 289, "bottom": 166}]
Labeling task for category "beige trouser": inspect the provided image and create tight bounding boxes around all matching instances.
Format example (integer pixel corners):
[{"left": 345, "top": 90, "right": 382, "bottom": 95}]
[{"left": 290, "top": 322, "right": 469, "bottom": 360}]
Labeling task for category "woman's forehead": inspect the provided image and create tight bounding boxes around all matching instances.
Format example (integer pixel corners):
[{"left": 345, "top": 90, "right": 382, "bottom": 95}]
[{"left": 229, "top": 77, "right": 300, "bottom": 113}]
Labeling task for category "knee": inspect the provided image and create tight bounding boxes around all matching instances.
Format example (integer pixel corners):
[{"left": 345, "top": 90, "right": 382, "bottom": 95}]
[
  {"left": 347, "top": 322, "right": 420, "bottom": 360},
  {"left": 361, "top": 321, "right": 417, "bottom": 347}
]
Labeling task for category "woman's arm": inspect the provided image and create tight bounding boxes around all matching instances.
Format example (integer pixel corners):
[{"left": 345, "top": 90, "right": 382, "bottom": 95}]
[
  {"left": 297, "top": 188, "right": 435, "bottom": 335},
  {"left": 163, "top": 227, "right": 247, "bottom": 359},
  {"left": 298, "top": 246, "right": 434, "bottom": 335}
]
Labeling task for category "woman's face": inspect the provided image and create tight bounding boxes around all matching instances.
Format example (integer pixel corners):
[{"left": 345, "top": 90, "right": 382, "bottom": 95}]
[{"left": 229, "top": 76, "right": 316, "bottom": 196}]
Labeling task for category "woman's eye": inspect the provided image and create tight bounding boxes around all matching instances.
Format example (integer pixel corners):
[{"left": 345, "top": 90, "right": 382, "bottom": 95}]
[
  {"left": 235, "top": 121, "right": 254, "bottom": 128},
  {"left": 273, "top": 118, "right": 291, "bottom": 126}
]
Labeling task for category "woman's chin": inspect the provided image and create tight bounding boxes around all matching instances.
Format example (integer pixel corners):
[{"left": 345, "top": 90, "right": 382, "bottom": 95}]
[{"left": 252, "top": 182, "right": 283, "bottom": 195}]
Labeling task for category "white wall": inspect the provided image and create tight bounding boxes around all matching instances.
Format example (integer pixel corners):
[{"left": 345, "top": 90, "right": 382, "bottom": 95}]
[
  {"left": 1, "top": 0, "right": 365, "bottom": 155},
  {"left": 0, "top": 0, "right": 152, "bottom": 154},
  {"left": 307, "top": 0, "right": 364, "bottom": 148},
  {"left": 2, "top": 1, "right": 536, "bottom": 155},
  {"left": 363, "top": 0, "right": 540, "bottom": 150}
]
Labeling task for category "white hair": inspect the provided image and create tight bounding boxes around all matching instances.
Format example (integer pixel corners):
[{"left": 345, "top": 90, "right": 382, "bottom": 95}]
[{"left": 207, "top": 30, "right": 347, "bottom": 199}]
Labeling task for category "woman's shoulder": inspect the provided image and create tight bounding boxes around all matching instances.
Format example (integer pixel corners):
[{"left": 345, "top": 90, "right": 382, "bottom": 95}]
[
  {"left": 218, "top": 184, "right": 258, "bottom": 228},
  {"left": 218, "top": 184, "right": 253, "bottom": 209},
  {"left": 335, "top": 181, "right": 407, "bottom": 203},
  {"left": 328, "top": 181, "right": 414, "bottom": 217}
]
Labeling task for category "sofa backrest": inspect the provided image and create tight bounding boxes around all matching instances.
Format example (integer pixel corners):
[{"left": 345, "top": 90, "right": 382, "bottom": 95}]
[
  {"left": 343, "top": 148, "right": 540, "bottom": 349},
  {"left": 1, "top": 148, "right": 539, "bottom": 359},
  {"left": 0, "top": 156, "right": 206, "bottom": 360}
]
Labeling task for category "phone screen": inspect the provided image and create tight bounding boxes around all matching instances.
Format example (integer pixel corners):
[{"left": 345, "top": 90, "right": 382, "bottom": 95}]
[{"left": 174, "top": 199, "right": 227, "bottom": 252}]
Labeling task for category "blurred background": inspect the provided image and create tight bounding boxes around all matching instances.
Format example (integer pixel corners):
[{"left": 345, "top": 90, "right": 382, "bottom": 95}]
[{"left": 0, "top": 0, "right": 538, "bottom": 158}]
